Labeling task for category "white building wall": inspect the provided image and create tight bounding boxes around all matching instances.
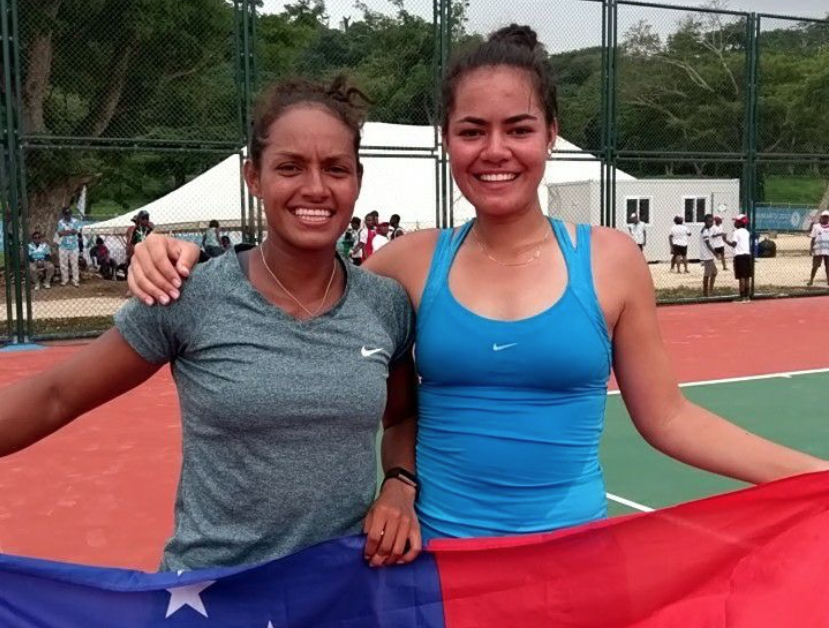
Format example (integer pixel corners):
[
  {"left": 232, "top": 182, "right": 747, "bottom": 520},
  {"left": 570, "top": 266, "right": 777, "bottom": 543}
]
[{"left": 547, "top": 178, "right": 741, "bottom": 262}]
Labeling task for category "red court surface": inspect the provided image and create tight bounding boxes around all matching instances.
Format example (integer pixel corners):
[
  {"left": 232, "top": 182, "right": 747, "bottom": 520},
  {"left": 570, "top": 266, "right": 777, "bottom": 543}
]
[{"left": 0, "top": 296, "right": 828, "bottom": 571}]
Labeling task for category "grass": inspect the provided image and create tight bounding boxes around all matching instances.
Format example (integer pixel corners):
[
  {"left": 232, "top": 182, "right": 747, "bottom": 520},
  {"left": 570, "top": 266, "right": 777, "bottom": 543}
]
[
  {"left": 30, "top": 315, "right": 114, "bottom": 339},
  {"left": 655, "top": 284, "right": 829, "bottom": 302},
  {"left": 763, "top": 175, "right": 828, "bottom": 206}
]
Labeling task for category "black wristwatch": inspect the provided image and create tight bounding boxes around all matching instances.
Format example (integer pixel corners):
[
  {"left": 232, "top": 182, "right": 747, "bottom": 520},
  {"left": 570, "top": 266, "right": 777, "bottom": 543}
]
[{"left": 382, "top": 467, "right": 419, "bottom": 496}]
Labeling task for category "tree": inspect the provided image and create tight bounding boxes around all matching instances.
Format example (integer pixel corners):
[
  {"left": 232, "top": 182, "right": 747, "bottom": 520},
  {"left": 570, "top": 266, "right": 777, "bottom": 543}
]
[{"left": 19, "top": 0, "right": 234, "bottom": 236}]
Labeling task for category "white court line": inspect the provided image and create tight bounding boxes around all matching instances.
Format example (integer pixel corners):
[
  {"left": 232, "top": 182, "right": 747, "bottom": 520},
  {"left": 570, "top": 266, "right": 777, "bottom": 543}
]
[
  {"left": 607, "top": 366, "right": 829, "bottom": 396},
  {"left": 604, "top": 367, "right": 829, "bottom": 514},
  {"left": 606, "top": 493, "right": 654, "bottom": 513}
]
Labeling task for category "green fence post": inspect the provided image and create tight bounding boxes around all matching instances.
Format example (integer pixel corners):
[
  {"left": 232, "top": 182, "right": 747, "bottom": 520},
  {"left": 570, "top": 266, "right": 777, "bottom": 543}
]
[
  {"left": 744, "top": 13, "right": 760, "bottom": 299},
  {"left": 0, "top": 0, "right": 26, "bottom": 344}
]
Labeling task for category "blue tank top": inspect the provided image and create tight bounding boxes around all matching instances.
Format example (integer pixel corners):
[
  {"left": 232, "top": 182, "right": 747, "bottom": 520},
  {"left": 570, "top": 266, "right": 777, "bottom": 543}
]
[{"left": 416, "top": 218, "right": 612, "bottom": 541}]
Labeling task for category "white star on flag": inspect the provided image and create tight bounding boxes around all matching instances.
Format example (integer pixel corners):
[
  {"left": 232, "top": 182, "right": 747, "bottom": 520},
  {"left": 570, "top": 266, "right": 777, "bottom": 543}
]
[{"left": 165, "top": 580, "right": 215, "bottom": 618}]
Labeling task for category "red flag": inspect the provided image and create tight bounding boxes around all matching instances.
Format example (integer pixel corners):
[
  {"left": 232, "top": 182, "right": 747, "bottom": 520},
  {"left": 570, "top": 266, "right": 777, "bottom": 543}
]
[{"left": 431, "top": 472, "right": 829, "bottom": 627}]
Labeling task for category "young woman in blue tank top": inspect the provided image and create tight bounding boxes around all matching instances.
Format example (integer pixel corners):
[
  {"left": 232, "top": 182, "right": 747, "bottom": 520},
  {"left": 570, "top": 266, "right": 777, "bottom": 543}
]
[{"left": 128, "top": 26, "right": 829, "bottom": 554}]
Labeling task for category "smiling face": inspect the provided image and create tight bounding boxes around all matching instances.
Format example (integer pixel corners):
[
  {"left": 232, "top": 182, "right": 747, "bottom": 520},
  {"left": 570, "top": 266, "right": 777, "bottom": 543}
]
[
  {"left": 444, "top": 66, "right": 556, "bottom": 220},
  {"left": 245, "top": 105, "right": 360, "bottom": 252}
]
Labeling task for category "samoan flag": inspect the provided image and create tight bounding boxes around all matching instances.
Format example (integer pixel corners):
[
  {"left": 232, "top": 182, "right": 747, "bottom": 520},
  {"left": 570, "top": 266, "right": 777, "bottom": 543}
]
[{"left": 2, "top": 472, "right": 829, "bottom": 628}]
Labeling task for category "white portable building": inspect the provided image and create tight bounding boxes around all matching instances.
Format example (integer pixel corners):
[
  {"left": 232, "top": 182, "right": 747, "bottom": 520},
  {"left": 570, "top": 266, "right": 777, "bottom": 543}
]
[{"left": 548, "top": 178, "right": 742, "bottom": 262}]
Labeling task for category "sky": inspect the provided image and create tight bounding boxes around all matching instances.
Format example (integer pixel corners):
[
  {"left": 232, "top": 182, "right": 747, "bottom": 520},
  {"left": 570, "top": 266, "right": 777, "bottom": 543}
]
[{"left": 260, "top": 0, "right": 828, "bottom": 53}]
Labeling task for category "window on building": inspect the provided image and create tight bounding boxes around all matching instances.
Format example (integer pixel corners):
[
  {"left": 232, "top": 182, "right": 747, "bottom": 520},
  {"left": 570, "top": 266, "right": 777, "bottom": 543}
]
[
  {"left": 684, "top": 196, "right": 707, "bottom": 223},
  {"left": 625, "top": 197, "right": 651, "bottom": 223}
]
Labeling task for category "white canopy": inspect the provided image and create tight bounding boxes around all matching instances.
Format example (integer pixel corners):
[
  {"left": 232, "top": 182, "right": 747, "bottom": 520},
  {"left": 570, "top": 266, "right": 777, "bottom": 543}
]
[{"left": 86, "top": 123, "right": 633, "bottom": 235}]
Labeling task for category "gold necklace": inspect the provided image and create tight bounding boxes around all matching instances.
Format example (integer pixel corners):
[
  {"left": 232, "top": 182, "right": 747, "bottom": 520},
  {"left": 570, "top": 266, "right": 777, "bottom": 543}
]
[
  {"left": 471, "top": 225, "right": 552, "bottom": 268},
  {"left": 258, "top": 244, "right": 337, "bottom": 317}
]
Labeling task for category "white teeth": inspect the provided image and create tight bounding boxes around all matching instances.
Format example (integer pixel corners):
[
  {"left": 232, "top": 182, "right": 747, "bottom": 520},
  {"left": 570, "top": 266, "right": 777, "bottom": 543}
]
[
  {"left": 479, "top": 173, "right": 518, "bottom": 182},
  {"left": 294, "top": 208, "right": 333, "bottom": 219}
]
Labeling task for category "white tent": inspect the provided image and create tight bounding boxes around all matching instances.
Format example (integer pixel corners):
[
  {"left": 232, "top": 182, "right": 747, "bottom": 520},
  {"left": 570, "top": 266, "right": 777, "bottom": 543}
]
[
  {"left": 85, "top": 153, "right": 249, "bottom": 236},
  {"left": 85, "top": 124, "right": 632, "bottom": 235}
]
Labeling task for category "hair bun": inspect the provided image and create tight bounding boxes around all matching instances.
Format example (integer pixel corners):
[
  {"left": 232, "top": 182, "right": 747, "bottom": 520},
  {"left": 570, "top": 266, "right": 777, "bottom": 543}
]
[
  {"left": 326, "top": 74, "right": 373, "bottom": 109},
  {"left": 489, "top": 24, "right": 540, "bottom": 51}
]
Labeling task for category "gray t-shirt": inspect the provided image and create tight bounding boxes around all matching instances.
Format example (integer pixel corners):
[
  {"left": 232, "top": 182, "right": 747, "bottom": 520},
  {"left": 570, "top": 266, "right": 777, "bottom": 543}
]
[{"left": 114, "top": 251, "right": 413, "bottom": 571}]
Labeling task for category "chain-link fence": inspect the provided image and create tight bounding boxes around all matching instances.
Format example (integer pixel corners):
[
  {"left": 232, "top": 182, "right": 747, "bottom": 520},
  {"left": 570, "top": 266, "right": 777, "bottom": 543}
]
[{"left": 1, "top": 0, "right": 828, "bottom": 344}]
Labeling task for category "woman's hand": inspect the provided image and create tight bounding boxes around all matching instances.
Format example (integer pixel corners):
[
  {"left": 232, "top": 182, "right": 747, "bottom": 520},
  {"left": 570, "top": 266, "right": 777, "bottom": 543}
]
[
  {"left": 127, "top": 234, "right": 201, "bottom": 305},
  {"left": 363, "top": 478, "right": 421, "bottom": 567}
]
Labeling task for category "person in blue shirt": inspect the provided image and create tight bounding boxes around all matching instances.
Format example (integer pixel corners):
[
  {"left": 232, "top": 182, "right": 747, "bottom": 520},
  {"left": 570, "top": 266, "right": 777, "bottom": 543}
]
[
  {"left": 55, "top": 206, "right": 82, "bottom": 287},
  {"left": 127, "top": 25, "right": 829, "bottom": 552},
  {"left": 27, "top": 230, "right": 55, "bottom": 290}
]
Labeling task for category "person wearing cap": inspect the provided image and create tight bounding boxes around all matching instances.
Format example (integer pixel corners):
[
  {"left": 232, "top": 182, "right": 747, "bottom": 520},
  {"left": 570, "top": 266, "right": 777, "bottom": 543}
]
[
  {"left": 722, "top": 214, "right": 752, "bottom": 302},
  {"left": 373, "top": 222, "right": 391, "bottom": 252},
  {"left": 668, "top": 215, "right": 691, "bottom": 273},
  {"left": 27, "top": 230, "right": 55, "bottom": 290},
  {"left": 626, "top": 213, "right": 647, "bottom": 252},
  {"left": 710, "top": 216, "right": 727, "bottom": 270},
  {"left": 699, "top": 214, "right": 718, "bottom": 297},
  {"left": 126, "top": 210, "right": 154, "bottom": 262},
  {"left": 807, "top": 210, "right": 829, "bottom": 287},
  {"left": 55, "top": 206, "right": 82, "bottom": 287}
]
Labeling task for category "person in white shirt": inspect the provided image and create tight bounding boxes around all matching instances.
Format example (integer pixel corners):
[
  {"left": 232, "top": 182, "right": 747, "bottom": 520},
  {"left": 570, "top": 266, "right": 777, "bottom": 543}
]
[
  {"left": 626, "top": 213, "right": 647, "bottom": 252},
  {"left": 722, "top": 214, "right": 753, "bottom": 302},
  {"left": 27, "top": 231, "right": 55, "bottom": 290},
  {"left": 699, "top": 214, "right": 718, "bottom": 297},
  {"left": 668, "top": 215, "right": 691, "bottom": 273},
  {"left": 710, "top": 216, "right": 727, "bottom": 270},
  {"left": 373, "top": 222, "right": 391, "bottom": 251},
  {"left": 389, "top": 214, "right": 406, "bottom": 240},
  {"left": 807, "top": 210, "right": 829, "bottom": 287}
]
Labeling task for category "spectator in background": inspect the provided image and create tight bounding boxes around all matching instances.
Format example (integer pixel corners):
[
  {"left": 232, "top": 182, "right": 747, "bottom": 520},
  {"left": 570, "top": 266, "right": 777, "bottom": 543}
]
[
  {"left": 339, "top": 216, "right": 360, "bottom": 260},
  {"left": 221, "top": 235, "right": 232, "bottom": 252},
  {"left": 389, "top": 214, "right": 406, "bottom": 240},
  {"left": 807, "top": 210, "right": 829, "bottom": 287},
  {"left": 348, "top": 217, "right": 362, "bottom": 264},
  {"left": 722, "top": 214, "right": 753, "bottom": 302},
  {"left": 27, "top": 231, "right": 54, "bottom": 290},
  {"left": 626, "top": 213, "right": 646, "bottom": 252},
  {"left": 668, "top": 215, "right": 691, "bottom": 273},
  {"left": 710, "top": 216, "right": 727, "bottom": 270},
  {"left": 373, "top": 222, "right": 391, "bottom": 252},
  {"left": 89, "top": 237, "right": 117, "bottom": 280},
  {"left": 55, "top": 207, "right": 81, "bottom": 287},
  {"left": 202, "top": 220, "right": 224, "bottom": 258},
  {"left": 352, "top": 211, "right": 377, "bottom": 265},
  {"left": 126, "top": 211, "right": 154, "bottom": 262},
  {"left": 699, "top": 214, "right": 718, "bottom": 297}
]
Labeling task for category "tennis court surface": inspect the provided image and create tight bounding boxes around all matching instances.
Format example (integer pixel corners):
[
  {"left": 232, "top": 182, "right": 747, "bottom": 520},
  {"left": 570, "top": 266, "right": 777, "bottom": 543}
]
[{"left": 1, "top": 296, "right": 827, "bottom": 571}]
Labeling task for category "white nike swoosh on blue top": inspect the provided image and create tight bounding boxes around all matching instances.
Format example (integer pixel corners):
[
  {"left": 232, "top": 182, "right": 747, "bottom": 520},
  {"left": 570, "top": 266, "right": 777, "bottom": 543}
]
[
  {"left": 492, "top": 343, "right": 519, "bottom": 352},
  {"left": 361, "top": 347, "right": 387, "bottom": 358}
]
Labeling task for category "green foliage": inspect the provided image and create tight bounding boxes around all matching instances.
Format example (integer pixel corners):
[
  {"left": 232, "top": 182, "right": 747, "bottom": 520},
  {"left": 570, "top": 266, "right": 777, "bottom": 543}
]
[
  {"left": 16, "top": 0, "right": 829, "bottom": 217},
  {"left": 762, "top": 175, "right": 829, "bottom": 206}
]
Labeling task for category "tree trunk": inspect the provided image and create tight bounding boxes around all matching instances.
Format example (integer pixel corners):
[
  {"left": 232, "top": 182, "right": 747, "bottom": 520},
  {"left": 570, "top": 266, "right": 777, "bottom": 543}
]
[
  {"left": 26, "top": 176, "right": 95, "bottom": 245},
  {"left": 21, "top": 0, "right": 62, "bottom": 134},
  {"left": 77, "top": 41, "right": 137, "bottom": 138}
]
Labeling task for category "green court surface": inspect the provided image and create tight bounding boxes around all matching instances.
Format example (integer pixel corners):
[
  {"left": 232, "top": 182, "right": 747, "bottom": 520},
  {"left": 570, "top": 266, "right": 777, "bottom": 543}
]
[{"left": 601, "top": 371, "right": 829, "bottom": 517}]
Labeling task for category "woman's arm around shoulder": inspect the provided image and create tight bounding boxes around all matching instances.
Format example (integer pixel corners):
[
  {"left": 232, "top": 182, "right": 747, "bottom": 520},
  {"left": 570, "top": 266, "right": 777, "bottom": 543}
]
[
  {"left": 0, "top": 330, "right": 163, "bottom": 458},
  {"left": 128, "top": 234, "right": 202, "bottom": 306},
  {"left": 363, "top": 228, "right": 441, "bottom": 308}
]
